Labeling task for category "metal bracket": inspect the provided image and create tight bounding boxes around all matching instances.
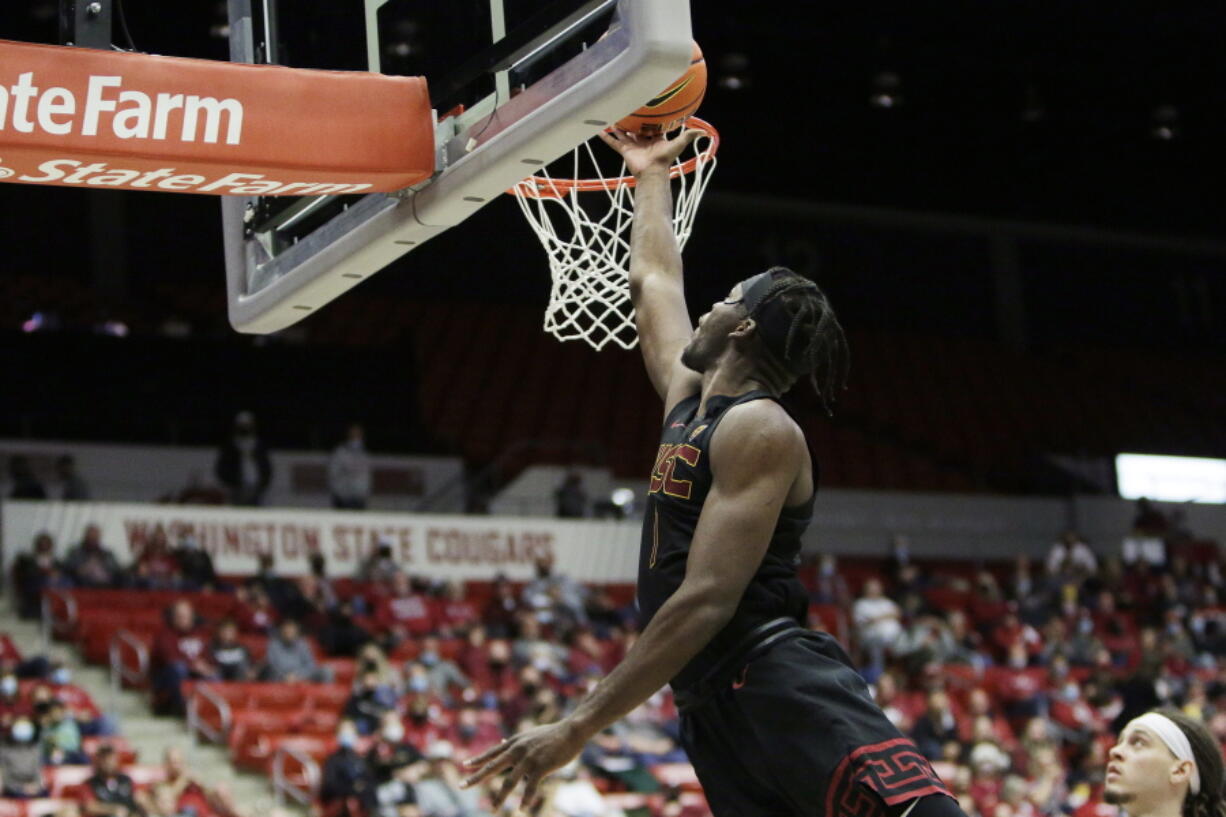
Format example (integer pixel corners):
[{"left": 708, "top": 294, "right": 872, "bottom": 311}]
[{"left": 59, "top": 0, "right": 113, "bottom": 50}]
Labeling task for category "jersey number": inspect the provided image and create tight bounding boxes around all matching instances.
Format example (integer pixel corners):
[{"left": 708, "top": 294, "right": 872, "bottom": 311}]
[{"left": 649, "top": 443, "right": 701, "bottom": 499}]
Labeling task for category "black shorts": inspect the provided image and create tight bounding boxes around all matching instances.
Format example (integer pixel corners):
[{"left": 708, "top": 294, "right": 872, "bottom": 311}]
[{"left": 676, "top": 627, "right": 950, "bottom": 817}]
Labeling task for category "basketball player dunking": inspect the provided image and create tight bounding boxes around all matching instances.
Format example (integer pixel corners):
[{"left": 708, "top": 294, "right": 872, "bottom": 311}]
[
  {"left": 1105, "top": 709, "right": 1225, "bottom": 817},
  {"left": 463, "top": 128, "right": 966, "bottom": 817}
]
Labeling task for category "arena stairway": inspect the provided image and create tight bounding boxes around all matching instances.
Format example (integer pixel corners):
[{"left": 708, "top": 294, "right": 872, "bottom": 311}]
[{"left": 0, "top": 604, "right": 298, "bottom": 817}]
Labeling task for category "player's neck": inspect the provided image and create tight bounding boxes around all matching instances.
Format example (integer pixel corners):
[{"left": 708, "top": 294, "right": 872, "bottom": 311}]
[
  {"left": 697, "top": 356, "right": 771, "bottom": 416},
  {"left": 1122, "top": 796, "right": 1185, "bottom": 817}
]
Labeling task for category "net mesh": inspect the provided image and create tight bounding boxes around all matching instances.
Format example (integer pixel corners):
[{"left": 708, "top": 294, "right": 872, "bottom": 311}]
[{"left": 511, "top": 126, "right": 718, "bottom": 351}]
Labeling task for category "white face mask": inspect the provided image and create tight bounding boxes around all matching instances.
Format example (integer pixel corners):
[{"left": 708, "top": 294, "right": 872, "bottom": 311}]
[
  {"left": 382, "top": 722, "right": 405, "bottom": 743},
  {"left": 11, "top": 721, "right": 34, "bottom": 743},
  {"left": 0, "top": 677, "right": 17, "bottom": 696}
]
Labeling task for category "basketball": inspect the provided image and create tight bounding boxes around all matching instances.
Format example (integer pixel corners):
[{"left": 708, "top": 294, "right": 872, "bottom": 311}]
[{"left": 615, "top": 41, "right": 707, "bottom": 136}]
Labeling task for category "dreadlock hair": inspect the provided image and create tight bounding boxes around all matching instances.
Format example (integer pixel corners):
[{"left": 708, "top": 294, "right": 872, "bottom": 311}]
[
  {"left": 1157, "top": 708, "right": 1226, "bottom": 817},
  {"left": 741, "top": 267, "right": 850, "bottom": 415}
]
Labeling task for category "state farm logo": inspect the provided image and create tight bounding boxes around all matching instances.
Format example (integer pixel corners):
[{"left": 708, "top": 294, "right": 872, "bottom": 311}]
[{"left": 0, "top": 72, "right": 244, "bottom": 145}]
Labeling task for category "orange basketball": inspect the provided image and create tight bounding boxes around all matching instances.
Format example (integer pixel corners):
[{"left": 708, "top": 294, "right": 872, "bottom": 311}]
[{"left": 616, "top": 41, "right": 707, "bottom": 136}]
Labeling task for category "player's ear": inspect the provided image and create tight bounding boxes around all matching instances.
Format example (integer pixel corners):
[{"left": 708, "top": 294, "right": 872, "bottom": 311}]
[{"left": 731, "top": 318, "right": 756, "bottom": 338}]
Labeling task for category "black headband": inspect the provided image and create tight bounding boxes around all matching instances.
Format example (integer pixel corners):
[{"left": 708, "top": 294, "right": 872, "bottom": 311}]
[{"left": 738, "top": 269, "right": 819, "bottom": 373}]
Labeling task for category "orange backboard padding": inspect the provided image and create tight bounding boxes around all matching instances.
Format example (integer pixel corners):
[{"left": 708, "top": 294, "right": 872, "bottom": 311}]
[{"left": 0, "top": 39, "right": 434, "bottom": 195}]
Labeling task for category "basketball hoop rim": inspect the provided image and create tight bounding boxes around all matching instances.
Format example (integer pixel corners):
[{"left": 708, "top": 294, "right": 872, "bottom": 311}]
[{"left": 510, "top": 118, "right": 720, "bottom": 200}]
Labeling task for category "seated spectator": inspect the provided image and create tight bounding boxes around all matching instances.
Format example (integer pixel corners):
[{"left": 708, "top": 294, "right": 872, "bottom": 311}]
[
  {"left": 809, "top": 553, "right": 851, "bottom": 606},
  {"left": 403, "top": 697, "right": 448, "bottom": 753},
  {"left": 376, "top": 573, "right": 437, "bottom": 646},
  {"left": 991, "top": 611, "right": 1042, "bottom": 665},
  {"left": 321, "top": 721, "right": 374, "bottom": 817},
  {"left": 897, "top": 614, "right": 958, "bottom": 674},
  {"left": 445, "top": 707, "right": 501, "bottom": 761},
  {"left": 413, "top": 741, "right": 484, "bottom": 817},
  {"left": 580, "top": 726, "right": 656, "bottom": 793},
  {"left": 141, "top": 746, "right": 238, "bottom": 817},
  {"left": 435, "top": 582, "right": 479, "bottom": 636},
  {"left": 0, "top": 671, "right": 30, "bottom": 727},
  {"left": 12, "top": 531, "right": 69, "bottom": 618},
  {"left": 264, "top": 619, "right": 331, "bottom": 683},
  {"left": 512, "top": 614, "right": 567, "bottom": 676},
  {"left": 345, "top": 667, "right": 398, "bottom": 736},
  {"left": 852, "top": 578, "right": 903, "bottom": 680},
  {"left": 210, "top": 619, "right": 254, "bottom": 682},
  {"left": 415, "top": 637, "right": 470, "bottom": 701},
  {"left": 360, "top": 540, "right": 401, "bottom": 586},
  {"left": 521, "top": 555, "right": 587, "bottom": 632},
  {"left": 56, "top": 454, "right": 90, "bottom": 500},
  {"left": 152, "top": 599, "right": 216, "bottom": 715},
  {"left": 173, "top": 533, "right": 217, "bottom": 591},
  {"left": 82, "top": 744, "right": 144, "bottom": 817},
  {"left": 8, "top": 455, "right": 46, "bottom": 499},
  {"left": 1047, "top": 530, "right": 1098, "bottom": 576},
  {"left": 323, "top": 598, "right": 373, "bottom": 658},
  {"left": 147, "top": 783, "right": 190, "bottom": 817},
  {"left": 366, "top": 711, "right": 424, "bottom": 785},
  {"left": 39, "top": 698, "right": 87, "bottom": 764},
  {"left": 482, "top": 576, "right": 521, "bottom": 640},
  {"left": 548, "top": 761, "right": 613, "bottom": 817},
  {"left": 65, "top": 524, "right": 123, "bottom": 588},
  {"left": 232, "top": 584, "right": 278, "bottom": 635},
  {"left": 0, "top": 717, "right": 47, "bottom": 797},
  {"left": 911, "top": 690, "right": 959, "bottom": 760},
  {"left": 132, "top": 528, "right": 181, "bottom": 590},
  {"left": 371, "top": 761, "right": 420, "bottom": 817},
  {"left": 248, "top": 552, "right": 293, "bottom": 613}
]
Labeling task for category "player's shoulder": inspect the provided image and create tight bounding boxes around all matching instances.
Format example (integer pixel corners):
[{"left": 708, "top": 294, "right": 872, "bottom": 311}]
[{"left": 710, "top": 398, "right": 804, "bottom": 459}]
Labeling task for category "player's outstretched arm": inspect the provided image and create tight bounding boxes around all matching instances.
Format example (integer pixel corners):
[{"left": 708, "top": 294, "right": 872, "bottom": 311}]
[
  {"left": 599, "top": 129, "right": 702, "bottom": 411},
  {"left": 461, "top": 401, "right": 803, "bottom": 811}
]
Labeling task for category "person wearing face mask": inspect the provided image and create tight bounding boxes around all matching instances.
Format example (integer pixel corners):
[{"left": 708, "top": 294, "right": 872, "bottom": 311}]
[
  {"left": 214, "top": 411, "right": 272, "bottom": 507},
  {"left": 0, "top": 673, "right": 28, "bottom": 726},
  {"left": 413, "top": 638, "right": 471, "bottom": 705},
  {"left": 344, "top": 668, "right": 397, "bottom": 736},
  {"left": 321, "top": 720, "right": 374, "bottom": 817},
  {"left": 329, "top": 423, "right": 372, "bottom": 510},
  {"left": 0, "top": 717, "right": 47, "bottom": 797},
  {"left": 367, "top": 712, "right": 424, "bottom": 786}
]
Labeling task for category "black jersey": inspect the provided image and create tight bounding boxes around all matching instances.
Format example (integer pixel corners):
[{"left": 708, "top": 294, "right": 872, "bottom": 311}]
[{"left": 637, "top": 389, "right": 815, "bottom": 690}]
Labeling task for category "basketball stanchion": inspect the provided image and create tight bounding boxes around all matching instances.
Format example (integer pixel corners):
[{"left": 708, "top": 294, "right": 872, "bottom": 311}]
[{"left": 510, "top": 118, "right": 719, "bottom": 352}]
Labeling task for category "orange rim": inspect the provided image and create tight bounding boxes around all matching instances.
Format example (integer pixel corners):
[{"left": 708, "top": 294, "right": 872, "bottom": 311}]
[{"left": 510, "top": 117, "right": 719, "bottom": 199}]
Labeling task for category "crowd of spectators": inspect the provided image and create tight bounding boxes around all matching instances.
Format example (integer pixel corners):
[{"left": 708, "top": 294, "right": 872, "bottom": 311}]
[{"left": 9, "top": 495, "right": 1224, "bottom": 817}]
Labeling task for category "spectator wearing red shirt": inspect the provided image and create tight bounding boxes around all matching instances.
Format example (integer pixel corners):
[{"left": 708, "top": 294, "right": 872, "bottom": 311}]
[
  {"left": 446, "top": 706, "right": 501, "bottom": 761},
  {"left": 376, "top": 573, "right": 437, "bottom": 646},
  {"left": 140, "top": 746, "right": 238, "bottom": 817},
  {"left": 152, "top": 600, "right": 216, "bottom": 715},
  {"left": 132, "top": 528, "right": 181, "bottom": 590},
  {"left": 232, "top": 584, "right": 278, "bottom": 635},
  {"left": 435, "top": 581, "right": 479, "bottom": 636},
  {"left": 991, "top": 611, "right": 1042, "bottom": 665}
]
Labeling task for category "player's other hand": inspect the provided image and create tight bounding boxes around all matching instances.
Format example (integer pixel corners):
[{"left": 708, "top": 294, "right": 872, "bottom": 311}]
[
  {"left": 460, "top": 718, "right": 588, "bottom": 812},
  {"left": 599, "top": 127, "right": 702, "bottom": 177}
]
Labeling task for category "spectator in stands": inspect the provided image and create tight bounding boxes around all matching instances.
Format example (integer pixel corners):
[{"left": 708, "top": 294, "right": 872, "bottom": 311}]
[
  {"left": 809, "top": 553, "right": 851, "bottom": 607},
  {"left": 233, "top": 583, "right": 279, "bottom": 634},
  {"left": 548, "top": 761, "right": 612, "bottom": 817},
  {"left": 144, "top": 746, "right": 239, "bottom": 817},
  {"left": 329, "top": 423, "right": 373, "bottom": 510},
  {"left": 345, "top": 666, "right": 398, "bottom": 735},
  {"left": 377, "top": 573, "right": 437, "bottom": 647},
  {"left": 132, "top": 528, "right": 182, "bottom": 590},
  {"left": 152, "top": 599, "right": 216, "bottom": 715},
  {"left": 447, "top": 707, "right": 501, "bottom": 761},
  {"left": 7, "top": 455, "right": 46, "bottom": 499},
  {"left": 324, "top": 597, "right": 373, "bottom": 658},
  {"left": 39, "top": 698, "right": 87, "bottom": 764},
  {"left": 554, "top": 471, "right": 587, "bottom": 518},
  {"left": 512, "top": 614, "right": 567, "bottom": 676},
  {"left": 0, "top": 673, "right": 29, "bottom": 728},
  {"left": 435, "top": 582, "right": 480, "bottom": 636},
  {"left": 12, "top": 530, "right": 68, "bottom": 618},
  {"left": 413, "top": 740, "right": 484, "bottom": 817},
  {"left": 248, "top": 552, "right": 293, "bottom": 612},
  {"left": 897, "top": 613, "right": 958, "bottom": 675},
  {"left": 264, "top": 618, "right": 331, "bottom": 683},
  {"left": 911, "top": 689, "right": 960, "bottom": 760},
  {"left": 174, "top": 532, "right": 218, "bottom": 591},
  {"left": 371, "top": 758, "right": 421, "bottom": 817},
  {"left": 481, "top": 575, "right": 520, "bottom": 639},
  {"left": 321, "top": 720, "right": 374, "bottom": 817},
  {"left": 1131, "top": 497, "right": 1168, "bottom": 536},
  {"left": 56, "top": 454, "right": 91, "bottom": 500},
  {"left": 210, "top": 619, "right": 254, "bottom": 681},
  {"left": 521, "top": 555, "right": 587, "bottom": 631},
  {"left": 415, "top": 637, "right": 470, "bottom": 702},
  {"left": 1047, "top": 530, "right": 1098, "bottom": 576},
  {"left": 147, "top": 783, "right": 189, "bottom": 817},
  {"left": 852, "top": 577, "right": 903, "bottom": 680},
  {"left": 361, "top": 539, "right": 402, "bottom": 586},
  {"left": 0, "top": 717, "right": 47, "bottom": 797},
  {"left": 356, "top": 644, "right": 403, "bottom": 695},
  {"left": 64, "top": 524, "right": 123, "bottom": 588},
  {"left": 366, "top": 711, "right": 424, "bottom": 785},
  {"left": 83, "top": 744, "right": 144, "bottom": 817},
  {"left": 214, "top": 410, "right": 272, "bottom": 506}
]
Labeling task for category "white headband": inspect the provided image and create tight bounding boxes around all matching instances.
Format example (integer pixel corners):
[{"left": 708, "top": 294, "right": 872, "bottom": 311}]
[{"left": 1129, "top": 712, "right": 1201, "bottom": 795}]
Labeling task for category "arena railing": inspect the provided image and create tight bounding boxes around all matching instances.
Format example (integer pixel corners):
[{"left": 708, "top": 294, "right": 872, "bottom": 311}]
[
  {"left": 186, "top": 684, "right": 232, "bottom": 745},
  {"left": 271, "top": 744, "right": 321, "bottom": 807},
  {"left": 108, "top": 629, "right": 149, "bottom": 707}
]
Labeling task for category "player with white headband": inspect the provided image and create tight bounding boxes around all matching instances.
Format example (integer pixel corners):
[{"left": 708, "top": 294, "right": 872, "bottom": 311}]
[{"left": 1106, "top": 709, "right": 1224, "bottom": 817}]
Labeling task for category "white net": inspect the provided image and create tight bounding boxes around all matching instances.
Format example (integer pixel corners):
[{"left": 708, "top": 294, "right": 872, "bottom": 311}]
[{"left": 511, "top": 125, "right": 718, "bottom": 351}]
